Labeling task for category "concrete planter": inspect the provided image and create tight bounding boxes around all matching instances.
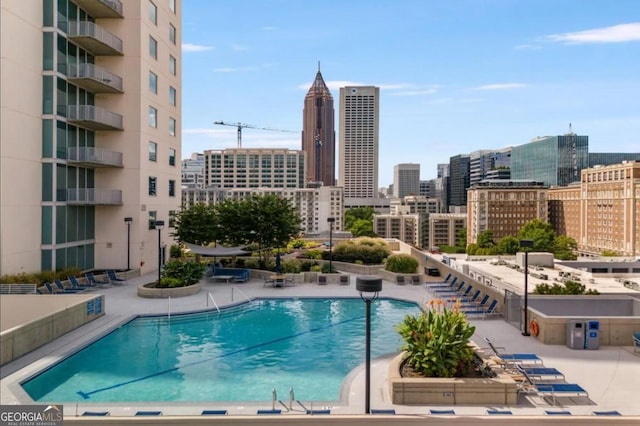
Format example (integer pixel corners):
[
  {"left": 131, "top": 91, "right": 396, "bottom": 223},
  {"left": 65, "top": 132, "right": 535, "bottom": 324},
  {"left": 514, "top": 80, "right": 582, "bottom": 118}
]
[
  {"left": 137, "top": 283, "right": 201, "bottom": 298},
  {"left": 388, "top": 352, "right": 518, "bottom": 405}
]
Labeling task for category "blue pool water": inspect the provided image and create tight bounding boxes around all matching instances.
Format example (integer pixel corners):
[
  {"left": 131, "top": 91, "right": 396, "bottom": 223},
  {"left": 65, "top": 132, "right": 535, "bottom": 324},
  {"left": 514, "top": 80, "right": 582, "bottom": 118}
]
[{"left": 22, "top": 298, "right": 420, "bottom": 403}]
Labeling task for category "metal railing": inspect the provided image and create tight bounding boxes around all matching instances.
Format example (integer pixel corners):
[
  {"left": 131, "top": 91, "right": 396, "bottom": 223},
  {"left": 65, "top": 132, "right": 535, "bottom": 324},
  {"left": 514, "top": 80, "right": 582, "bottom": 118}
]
[
  {"left": 68, "top": 63, "right": 123, "bottom": 92},
  {"left": 97, "top": 0, "right": 123, "bottom": 16},
  {"left": 67, "top": 147, "right": 123, "bottom": 167},
  {"left": 231, "top": 286, "right": 251, "bottom": 303},
  {"left": 67, "top": 105, "right": 123, "bottom": 130},
  {"left": 66, "top": 188, "right": 122, "bottom": 205},
  {"left": 206, "top": 292, "right": 221, "bottom": 314},
  {"left": 67, "top": 21, "right": 123, "bottom": 54}
]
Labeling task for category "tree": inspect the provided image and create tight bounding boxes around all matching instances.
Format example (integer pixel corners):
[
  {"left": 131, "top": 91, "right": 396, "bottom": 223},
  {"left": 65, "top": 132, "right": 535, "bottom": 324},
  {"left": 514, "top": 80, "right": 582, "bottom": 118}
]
[
  {"left": 476, "top": 230, "right": 495, "bottom": 249},
  {"left": 344, "top": 206, "right": 374, "bottom": 229},
  {"left": 456, "top": 228, "right": 467, "bottom": 249},
  {"left": 517, "top": 219, "right": 555, "bottom": 252},
  {"left": 172, "top": 203, "right": 219, "bottom": 246},
  {"left": 554, "top": 235, "right": 578, "bottom": 260},
  {"left": 217, "top": 194, "right": 302, "bottom": 266},
  {"left": 496, "top": 236, "right": 520, "bottom": 254},
  {"left": 350, "top": 218, "right": 377, "bottom": 237}
]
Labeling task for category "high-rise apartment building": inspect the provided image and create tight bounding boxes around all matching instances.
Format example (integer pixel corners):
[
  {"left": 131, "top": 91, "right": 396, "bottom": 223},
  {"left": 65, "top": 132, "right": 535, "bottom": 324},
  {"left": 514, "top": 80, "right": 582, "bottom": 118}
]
[
  {"left": 428, "top": 213, "right": 467, "bottom": 251},
  {"left": 338, "top": 86, "right": 380, "bottom": 198},
  {"left": 181, "top": 153, "right": 205, "bottom": 189},
  {"left": 0, "top": 0, "right": 181, "bottom": 274},
  {"left": 511, "top": 134, "right": 589, "bottom": 187},
  {"left": 466, "top": 180, "right": 548, "bottom": 244},
  {"left": 203, "top": 148, "right": 306, "bottom": 189},
  {"left": 302, "top": 65, "right": 335, "bottom": 186},
  {"left": 393, "top": 163, "right": 420, "bottom": 198}
]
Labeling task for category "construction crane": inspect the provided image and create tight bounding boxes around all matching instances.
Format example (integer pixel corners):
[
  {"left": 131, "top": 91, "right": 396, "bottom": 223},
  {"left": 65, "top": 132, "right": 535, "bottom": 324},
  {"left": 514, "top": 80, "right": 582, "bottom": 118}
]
[{"left": 214, "top": 121, "right": 297, "bottom": 148}]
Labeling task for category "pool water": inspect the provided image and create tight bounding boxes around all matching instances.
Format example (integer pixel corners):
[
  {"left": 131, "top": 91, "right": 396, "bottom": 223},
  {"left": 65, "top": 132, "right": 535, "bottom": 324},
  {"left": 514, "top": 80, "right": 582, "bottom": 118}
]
[{"left": 22, "top": 298, "right": 420, "bottom": 403}]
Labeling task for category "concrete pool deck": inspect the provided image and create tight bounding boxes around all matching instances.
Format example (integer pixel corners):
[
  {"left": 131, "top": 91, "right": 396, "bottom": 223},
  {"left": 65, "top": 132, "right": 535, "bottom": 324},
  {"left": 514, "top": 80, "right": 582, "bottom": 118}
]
[{"left": 1, "top": 273, "right": 639, "bottom": 422}]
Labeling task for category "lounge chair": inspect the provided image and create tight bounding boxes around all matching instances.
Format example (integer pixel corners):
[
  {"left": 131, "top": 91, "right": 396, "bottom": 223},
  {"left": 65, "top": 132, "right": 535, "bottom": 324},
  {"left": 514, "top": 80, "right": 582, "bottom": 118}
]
[
  {"left": 432, "top": 281, "right": 464, "bottom": 294},
  {"left": 82, "top": 411, "right": 110, "bottom": 416},
  {"left": 107, "top": 270, "right": 127, "bottom": 284},
  {"left": 85, "top": 272, "right": 111, "bottom": 288},
  {"left": 371, "top": 409, "right": 396, "bottom": 415},
  {"left": 69, "top": 275, "right": 94, "bottom": 291},
  {"left": 459, "top": 289, "right": 481, "bottom": 304},
  {"left": 53, "top": 280, "right": 85, "bottom": 293},
  {"left": 633, "top": 331, "right": 640, "bottom": 354},
  {"left": 463, "top": 299, "right": 499, "bottom": 318},
  {"left": 428, "top": 276, "right": 457, "bottom": 289},
  {"left": 518, "top": 366, "right": 588, "bottom": 405},
  {"left": 201, "top": 410, "right": 228, "bottom": 415},
  {"left": 430, "top": 409, "right": 456, "bottom": 415},
  {"left": 518, "top": 367, "right": 565, "bottom": 381},
  {"left": 484, "top": 338, "right": 543, "bottom": 366},
  {"left": 443, "top": 273, "right": 451, "bottom": 283}
]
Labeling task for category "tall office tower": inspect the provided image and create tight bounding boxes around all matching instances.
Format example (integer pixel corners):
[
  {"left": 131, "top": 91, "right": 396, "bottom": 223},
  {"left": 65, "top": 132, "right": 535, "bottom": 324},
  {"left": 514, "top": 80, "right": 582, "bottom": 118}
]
[
  {"left": 0, "top": 1, "right": 182, "bottom": 275},
  {"left": 437, "top": 163, "right": 449, "bottom": 178},
  {"left": 203, "top": 148, "right": 306, "bottom": 189},
  {"left": 302, "top": 65, "right": 335, "bottom": 186},
  {"left": 448, "top": 154, "right": 471, "bottom": 208},
  {"left": 511, "top": 134, "right": 589, "bottom": 187},
  {"left": 419, "top": 179, "right": 435, "bottom": 197},
  {"left": 589, "top": 152, "right": 640, "bottom": 167},
  {"left": 339, "top": 86, "right": 380, "bottom": 198},
  {"left": 393, "top": 163, "right": 420, "bottom": 197},
  {"left": 181, "top": 153, "right": 205, "bottom": 189}
]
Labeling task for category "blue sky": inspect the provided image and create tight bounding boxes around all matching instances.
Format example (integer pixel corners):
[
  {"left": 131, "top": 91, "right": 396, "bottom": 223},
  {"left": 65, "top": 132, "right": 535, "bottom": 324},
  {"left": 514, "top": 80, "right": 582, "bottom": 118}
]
[{"left": 181, "top": 0, "right": 640, "bottom": 186}]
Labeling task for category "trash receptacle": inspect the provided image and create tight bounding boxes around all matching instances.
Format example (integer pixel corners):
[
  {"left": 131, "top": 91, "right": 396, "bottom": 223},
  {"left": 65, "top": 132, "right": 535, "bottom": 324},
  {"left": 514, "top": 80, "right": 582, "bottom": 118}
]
[
  {"left": 585, "top": 320, "right": 600, "bottom": 350},
  {"left": 566, "top": 320, "right": 585, "bottom": 349}
]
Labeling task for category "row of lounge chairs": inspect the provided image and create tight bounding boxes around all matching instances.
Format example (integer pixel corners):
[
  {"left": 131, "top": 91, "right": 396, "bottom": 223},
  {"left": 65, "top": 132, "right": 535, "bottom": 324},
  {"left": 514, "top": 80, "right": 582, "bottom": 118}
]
[
  {"left": 426, "top": 276, "right": 499, "bottom": 318},
  {"left": 483, "top": 337, "right": 590, "bottom": 406},
  {"left": 38, "top": 271, "right": 126, "bottom": 294}
]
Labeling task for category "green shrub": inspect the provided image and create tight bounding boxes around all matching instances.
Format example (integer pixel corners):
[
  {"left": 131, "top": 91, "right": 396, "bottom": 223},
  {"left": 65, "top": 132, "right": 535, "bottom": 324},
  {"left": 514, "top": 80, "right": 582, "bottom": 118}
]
[
  {"left": 282, "top": 259, "right": 302, "bottom": 273},
  {"left": 243, "top": 257, "right": 261, "bottom": 270},
  {"left": 385, "top": 254, "right": 419, "bottom": 273},
  {"left": 161, "top": 259, "right": 205, "bottom": 286},
  {"left": 305, "top": 249, "right": 323, "bottom": 260},
  {"left": 170, "top": 244, "right": 183, "bottom": 258},
  {"left": 533, "top": 280, "right": 600, "bottom": 295},
  {"left": 396, "top": 299, "right": 476, "bottom": 378},
  {"left": 321, "top": 263, "right": 337, "bottom": 273},
  {"left": 310, "top": 265, "right": 322, "bottom": 272}
]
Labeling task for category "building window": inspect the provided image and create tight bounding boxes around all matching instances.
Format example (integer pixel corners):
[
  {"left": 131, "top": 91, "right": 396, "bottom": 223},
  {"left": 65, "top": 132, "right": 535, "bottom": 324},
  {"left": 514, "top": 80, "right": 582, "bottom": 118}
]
[
  {"left": 169, "top": 86, "right": 176, "bottom": 106},
  {"left": 169, "top": 210, "right": 177, "bottom": 227},
  {"left": 149, "top": 1, "right": 157, "bottom": 25},
  {"left": 169, "top": 23, "right": 176, "bottom": 44},
  {"left": 149, "top": 141, "right": 157, "bottom": 161},
  {"left": 169, "top": 148, "right": 176, "bottom": 166},
  {"left": 148, "top": 210, "right": 157, "bottom": 230},
  {"left": 169, "top": 117, "right": 176, "bottom": 136},
  {"left": 149, "top": 71, "right": 157, "bottom": 94},
  {"left": 169, "top": 179, "right": 176, "bottom": 197},
  {"left": 169, "top": 0, "right": 176, "bottom": 13},
  {"left": 148, "top": 176, "right": 157, "bottom": 196},
  {"left": 149, "top": 106, "right": 157, "bottom": 128},
  {"left": 149, "top": 36, "right": 157, "bottom": 59},
  {"left": 169, "top": 55, "right": 176, "bottom": 75}
]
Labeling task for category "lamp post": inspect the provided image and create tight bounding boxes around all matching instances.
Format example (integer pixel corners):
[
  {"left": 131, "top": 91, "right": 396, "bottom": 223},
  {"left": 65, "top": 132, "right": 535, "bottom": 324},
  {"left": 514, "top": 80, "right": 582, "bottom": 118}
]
[
  {"left": 520, "top": 239, "right": 534, "bottom": 336},
  {"left": 327, "top": 217, "right": 335, "bottom": 272},
  {"left": 356, "top": 276, "right": 382, "bottom": 414},
  {"left": 124, "top": 217, "right": 132, "bottom": 270},
  {"left": 155, "top": 220, "right": 165, "bottom": 285}
]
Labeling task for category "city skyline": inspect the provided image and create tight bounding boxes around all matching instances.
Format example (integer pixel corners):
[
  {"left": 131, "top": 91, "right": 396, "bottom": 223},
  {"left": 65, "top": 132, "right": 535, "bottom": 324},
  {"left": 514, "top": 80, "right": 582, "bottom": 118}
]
[{"left": 181, "top": 0, "right": 640, "bottom": 186}]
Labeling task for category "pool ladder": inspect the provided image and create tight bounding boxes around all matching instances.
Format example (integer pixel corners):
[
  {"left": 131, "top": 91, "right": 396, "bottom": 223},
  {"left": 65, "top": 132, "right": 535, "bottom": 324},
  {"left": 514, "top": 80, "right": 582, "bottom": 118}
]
[
  {"left": 206, "top": 292, "right": 221, "bottom": 314},
  {"left": 271, "top": 387, "right": 307, "bottom": 413},
  {"left": 231, "top": 286, "right": 251, "bottom": 303}
]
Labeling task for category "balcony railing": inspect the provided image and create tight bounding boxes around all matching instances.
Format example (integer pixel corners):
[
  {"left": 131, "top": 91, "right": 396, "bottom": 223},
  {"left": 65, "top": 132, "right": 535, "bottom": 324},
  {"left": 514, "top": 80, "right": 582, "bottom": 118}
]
[
  {"left": 67, "top": 189, "right": 123, "bottom": 205},
  {"left": 67, "top": 147, "right": 123, "bottom": 168},
  {"left": 67, "top": 21, "right": 123, "bottom": 55},
  {"left": 67, "top": 105, "right": 123, "bottom": 130},
  {"left": 68, "top": 63, "right": 123, "bottom": 93},
  {"left": 71, "top": 0, "right": 123, "bottom": 18}
]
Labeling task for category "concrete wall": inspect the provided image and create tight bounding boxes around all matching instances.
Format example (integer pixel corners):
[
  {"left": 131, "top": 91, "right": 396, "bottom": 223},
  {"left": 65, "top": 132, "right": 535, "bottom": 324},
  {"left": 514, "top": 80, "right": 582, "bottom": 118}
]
[
  {"left": 530, "top": 297, "right": 636, "bottom": 316},
  {"left": 0, "top": 295, "right": 105, "bottom": 365}
]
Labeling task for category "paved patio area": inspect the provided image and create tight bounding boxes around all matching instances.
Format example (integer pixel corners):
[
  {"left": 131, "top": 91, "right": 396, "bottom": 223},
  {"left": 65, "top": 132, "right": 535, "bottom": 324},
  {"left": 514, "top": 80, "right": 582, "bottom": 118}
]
[{"left": 1, "top": 272, "right": 639, "bottom": 420}]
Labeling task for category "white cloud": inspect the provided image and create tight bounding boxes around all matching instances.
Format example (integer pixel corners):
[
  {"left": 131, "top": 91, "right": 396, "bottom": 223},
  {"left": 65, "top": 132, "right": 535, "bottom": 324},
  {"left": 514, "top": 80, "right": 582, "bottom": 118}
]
[
  {"left": 546, "top": 22, "right": 640, "bottom": 44},
  {"left": 182, "top": 43, "right": 214, "bottom": 52},
  {"left": 515, "top": 44, "right": 542, "bottom": 50},
  {"left": 473, "top": 83, "right": 528, "bottom": 91}
]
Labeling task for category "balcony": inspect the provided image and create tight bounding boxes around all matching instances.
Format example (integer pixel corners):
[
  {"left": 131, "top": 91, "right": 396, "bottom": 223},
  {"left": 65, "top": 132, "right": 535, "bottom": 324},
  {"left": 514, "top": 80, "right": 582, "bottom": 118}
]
[
  {"left": 68, "top": 63, "right": 123, "bottom": 93},
  {"left": 67, "top": 147, "right": 123, "bottom": 168},
  {"left": 71, "top": 0, "right": 123, "bottom": 18},
  {"left": 67, "top": 189, "right": 122, "bottom": 205},
  {"left": 67, "top": 105, "right": 123, "bottom": 131},
  {"left": 67, "top": 21, "right": 123, "bottom": 55}
]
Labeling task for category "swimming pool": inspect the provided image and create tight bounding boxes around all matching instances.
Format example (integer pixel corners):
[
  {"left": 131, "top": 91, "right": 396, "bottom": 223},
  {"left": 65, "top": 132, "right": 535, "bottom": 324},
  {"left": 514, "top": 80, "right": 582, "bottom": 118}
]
[{"left": 22, "top": 298, "right": 420, "bottom": 403}]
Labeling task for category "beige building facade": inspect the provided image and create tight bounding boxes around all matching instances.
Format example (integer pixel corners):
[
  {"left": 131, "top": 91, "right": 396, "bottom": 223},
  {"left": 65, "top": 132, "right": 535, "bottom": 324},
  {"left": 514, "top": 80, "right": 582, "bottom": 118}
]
[
  {"left": 0, "top": 0, "right": 181, "bottom": 275},
  {"left": 428, "top": 213, "right": 467, "bottom": 251},
  {"left": 373, "top": 214, "right": 419, "bottom": 246},
  {"left": 466, "top": 181, "right": 548, "bottom": 245}
]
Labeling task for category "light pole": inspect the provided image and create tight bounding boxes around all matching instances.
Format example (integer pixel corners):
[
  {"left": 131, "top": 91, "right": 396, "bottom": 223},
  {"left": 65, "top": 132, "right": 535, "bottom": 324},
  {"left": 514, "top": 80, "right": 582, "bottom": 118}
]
[
  {"left": 124, "top": 217, "right": 132, "bottom": 270},
  {"left": 356, "top": 276, "right": 382, "bottom": 414},
  {"left": 156, "top": 220, "right": 165, "bottom": 285},
  {"left": 520, "top": 239, "right": 534, "bottom": 336},
  {"left": 327, "top": 217, "right": 335, "bottom": 272}
]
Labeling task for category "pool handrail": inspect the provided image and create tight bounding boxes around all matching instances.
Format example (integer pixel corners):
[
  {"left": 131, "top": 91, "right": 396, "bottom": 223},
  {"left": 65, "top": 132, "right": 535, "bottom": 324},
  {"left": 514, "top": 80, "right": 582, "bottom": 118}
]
[
  {"left": 231, "top": 286, "right": 251, "bottom": 303},
  {"left": 207, "top": 292, "right": 221, "bottom": 314}
]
